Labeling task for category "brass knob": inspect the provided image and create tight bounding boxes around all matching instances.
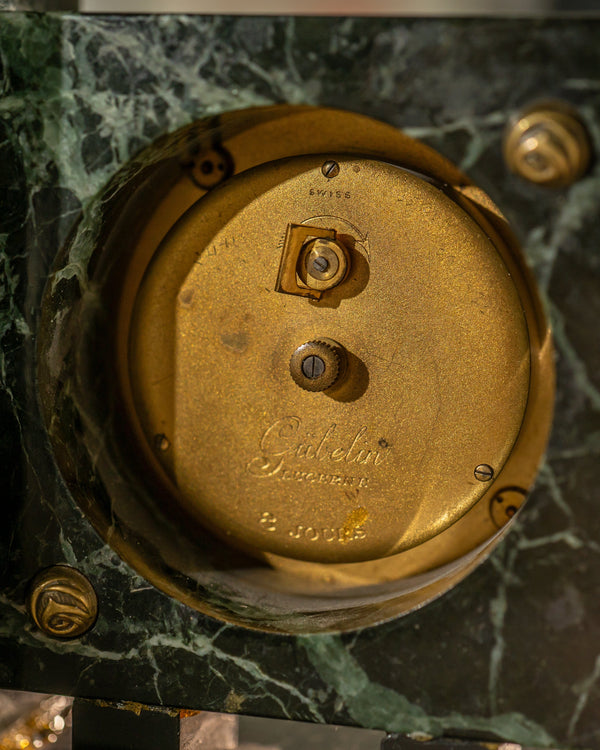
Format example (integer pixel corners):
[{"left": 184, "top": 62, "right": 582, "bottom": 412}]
[{"left": 289, "top": 340, "right": 344, "bottom": 392}]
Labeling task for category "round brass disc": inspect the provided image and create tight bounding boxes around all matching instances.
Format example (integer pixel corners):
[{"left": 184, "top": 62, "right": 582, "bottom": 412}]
[{"left": 132, "top": 155, "right": 530, "bottom": 564}]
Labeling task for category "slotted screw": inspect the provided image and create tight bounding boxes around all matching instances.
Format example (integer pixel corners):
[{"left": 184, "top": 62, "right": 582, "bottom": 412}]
[
  {"left": 321, "top": 160, "right": 340, "bottom": 179},
  {"left": 474, "top": 464, "right": 494, "bottom": 482},
  {"left": 301, "top": 355, "right": 326, "bottom": 379}
]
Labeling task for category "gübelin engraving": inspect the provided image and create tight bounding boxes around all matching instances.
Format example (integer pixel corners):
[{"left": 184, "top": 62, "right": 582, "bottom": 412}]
[{"left": 247, "top": 416, "right": 390, "bottom": 479}]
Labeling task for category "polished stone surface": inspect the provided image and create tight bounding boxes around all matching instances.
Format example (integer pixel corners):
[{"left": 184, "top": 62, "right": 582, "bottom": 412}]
[{"left": 0, "top": 14, "right": 599, "bottom": 750}]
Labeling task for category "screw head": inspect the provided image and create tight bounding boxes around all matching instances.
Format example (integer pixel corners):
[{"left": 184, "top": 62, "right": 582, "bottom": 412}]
[
  {"left": 301, "top": 354, "right": 326, "bottom": 379},
  {"left": 504, "top": 103, "right": 591, "bottom": 188},
  {"left": 474, "top": 464, "right": 494, "bottom": 482},
  {"left": 312, "top": 256, "right": 330, "bottom": 274},
  {"left": 321, "top": 160, "right": 340, "bottom": 179}
]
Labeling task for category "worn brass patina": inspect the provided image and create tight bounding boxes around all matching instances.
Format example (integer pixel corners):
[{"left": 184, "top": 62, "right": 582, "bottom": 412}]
[
  {"left": 124, "top": 109, "right": 552, "bottom": 568},
  {"left": 37, "top": 106, "right": 553, "bottom": 630},
  {"left": 162, "top": 157, "right": 529, "bottom": 563},
  {"left": 28, "top": 566, "right": 98, "bottom": 639}
]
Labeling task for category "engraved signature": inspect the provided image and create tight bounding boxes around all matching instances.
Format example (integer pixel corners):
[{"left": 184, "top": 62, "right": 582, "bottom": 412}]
[{"left": 247, "top": 417, "right": 390, "bottom": 478}]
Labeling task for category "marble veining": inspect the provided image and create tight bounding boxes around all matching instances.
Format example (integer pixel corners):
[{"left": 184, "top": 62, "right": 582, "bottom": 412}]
[{"left": 1, "top": 13, "right": 600, "bottom": 749}]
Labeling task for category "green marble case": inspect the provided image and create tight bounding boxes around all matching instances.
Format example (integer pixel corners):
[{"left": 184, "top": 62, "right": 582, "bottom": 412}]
[{"left": 0, "top": 13, "right": 599, "bottom": 749}]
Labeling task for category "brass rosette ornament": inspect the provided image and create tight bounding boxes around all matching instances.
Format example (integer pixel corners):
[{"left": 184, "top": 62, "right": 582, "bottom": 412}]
[
  {"left": 38, "top": 107, "right": 554, "bottom": 633},
  {"left": 28, "top": 566, "right": 98, "bottom": 639}
]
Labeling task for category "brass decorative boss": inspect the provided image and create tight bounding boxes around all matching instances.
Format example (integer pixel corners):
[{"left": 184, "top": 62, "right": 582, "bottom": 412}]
[
  {"left": 28, "top": 565, "right": 98, "bottom": 639},
  {"left": 504, "top": 102, "right": 591, "bottom": 187}
]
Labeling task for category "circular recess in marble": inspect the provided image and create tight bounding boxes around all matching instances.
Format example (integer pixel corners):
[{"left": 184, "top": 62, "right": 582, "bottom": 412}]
[{"left": 37, "top": 106, "right": 554, "bottom": 633}]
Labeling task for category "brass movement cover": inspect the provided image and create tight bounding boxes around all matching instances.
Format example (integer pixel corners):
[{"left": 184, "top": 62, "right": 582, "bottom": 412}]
[
  {"left": 122, "top": 108, "right": 552, "bottom": 572},
  {"left": 36, "top": 106, "right": 555, "bottom": 627}
]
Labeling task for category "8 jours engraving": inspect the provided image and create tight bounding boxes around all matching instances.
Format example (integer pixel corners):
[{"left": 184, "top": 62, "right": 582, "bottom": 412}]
[{"left": 259, "top": 512, "right": 367, "bottom": 544}]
